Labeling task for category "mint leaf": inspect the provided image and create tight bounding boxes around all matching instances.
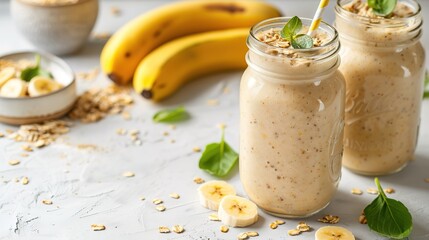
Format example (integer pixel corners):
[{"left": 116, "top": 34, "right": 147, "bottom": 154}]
[
  {"left": 20, "top": 55, "right": 52, "bottom": 82},
  {"left": 368, "top": 0, "right": 397, "bottom": 16},
  {"left": 281, "top": 16, "right": 302, "bottom": 41},
  {"left": 198, "top": 129, "right": 238, "bottom": 177},
  {"left": 364, "top": 178, "right": 413, "bottom": 239},
  {"left": 292, "top": 34, "right": 313, "bottom": 49},
  {"left": 152, "top": 106, "right": 189, "bottom": 123},
  {"left": 424, "top": 71, "right": 429, "bottom": 99}
]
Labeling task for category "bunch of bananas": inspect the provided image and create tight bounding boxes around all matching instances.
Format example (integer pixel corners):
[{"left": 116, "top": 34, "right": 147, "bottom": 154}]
[{"left": 100, "top": 0, "right": 281, "bottom": 101}]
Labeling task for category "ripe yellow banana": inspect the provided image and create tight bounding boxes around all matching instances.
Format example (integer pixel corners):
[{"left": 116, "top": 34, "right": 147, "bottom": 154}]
[
  {"left": 133, "top": 28, "right": 248, "bottom": 101},
  {"left": 100, "top": 0, "right": 281, "bottom": 85}
]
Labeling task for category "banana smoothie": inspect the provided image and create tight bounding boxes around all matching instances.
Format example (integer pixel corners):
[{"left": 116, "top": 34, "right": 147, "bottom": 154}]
[
  {"left": 240, "top": 17, "right": 345, "bottom": 217},
  {"left": 335, "top": 0, "right": 425, "bottom": 175}
]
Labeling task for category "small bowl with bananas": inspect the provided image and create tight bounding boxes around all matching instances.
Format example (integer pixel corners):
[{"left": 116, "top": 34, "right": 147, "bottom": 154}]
[{"left": 0, "top": 51, "right": 76, "bottom": 125}]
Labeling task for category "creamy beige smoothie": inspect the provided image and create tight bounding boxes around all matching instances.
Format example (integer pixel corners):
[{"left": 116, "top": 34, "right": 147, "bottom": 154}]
[
  {"left": 240, "top": 18, "right": 345, "bottom": 217},
  {"left": 336, "top": 0, "right": 425, "bottom": 175}
]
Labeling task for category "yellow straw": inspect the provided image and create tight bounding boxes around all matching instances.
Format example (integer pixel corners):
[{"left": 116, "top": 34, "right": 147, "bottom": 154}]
[{"left": 307, "top": 0, "right": 330, "bottom": 35}]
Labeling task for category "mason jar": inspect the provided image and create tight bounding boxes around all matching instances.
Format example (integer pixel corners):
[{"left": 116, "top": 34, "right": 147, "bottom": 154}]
[
  {"left": 335, "top": 0, "right": 425, "bottom": 175},
  {"left": 240, "top": 17, "right": 345, "bottom": 218}
]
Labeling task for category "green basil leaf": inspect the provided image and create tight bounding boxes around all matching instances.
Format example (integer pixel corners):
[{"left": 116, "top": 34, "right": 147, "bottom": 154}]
[
  {"left": 281, "top": 16, "right": 302, "bottom": 40},
  {"left": 20, "top": 54, "right": 53, "bottom": 82},
  {"left": 364, "top": 178, "right": 413, "bottom": 239},
  {"left": 292, "top": 34, "right": 313, "bottom": 49},
  {"left": 152, "top": 106, "right": 189, "bottom": 123},
  {"left": 368, "top": 0, "right": 397, "bottom": 16},
  {"left": 424, "top": 71, "right": 429, "bottom": 99},
  {"left": 198, "top": 130, "right": 238, "bottom": 177}
]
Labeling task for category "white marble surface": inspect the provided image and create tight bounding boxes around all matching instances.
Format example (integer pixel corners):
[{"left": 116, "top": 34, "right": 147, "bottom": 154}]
[{"left": 0, "top": 1, "right": 428, "bottom": 239}]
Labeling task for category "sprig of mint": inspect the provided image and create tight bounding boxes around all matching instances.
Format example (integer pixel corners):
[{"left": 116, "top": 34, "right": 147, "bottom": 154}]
[
  {"left": 20, "top": 54, "right": 52, "bottom": 82},
  {"left": 280, "top": 16, "right": 313, "bottom": 49},
  {"left": 152, "top": 106, "right": 189, "bottom": 123},
  {"left": 198, "top": 128, "right": 238, "bottom": 177},
  {"left": 364, "top": 178, "right": 412, "bottom": 239},
  {"left": 368, "top": 0, "right": 397, "bottom": 16},
  {"left": 424, "top": 70, "right": 429, "bottom": 99}
]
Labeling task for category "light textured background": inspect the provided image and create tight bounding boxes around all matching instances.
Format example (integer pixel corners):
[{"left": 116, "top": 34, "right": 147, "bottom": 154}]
[{"left": 0, "top": 1, "right": 428, "bottom": 239}]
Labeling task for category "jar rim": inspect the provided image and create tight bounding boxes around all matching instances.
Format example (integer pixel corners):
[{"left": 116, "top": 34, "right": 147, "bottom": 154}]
[
  {"left": 335, "top": 0, "right": 422, "bottom": 28},
  {"left": 248, "top": 17, "right": 340, "bottom": 62}
]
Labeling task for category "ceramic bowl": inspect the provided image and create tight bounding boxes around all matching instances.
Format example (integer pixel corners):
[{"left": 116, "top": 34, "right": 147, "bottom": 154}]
[
  {"left": 0, "top": 51, "right": 76, "bottom": 125},
  {"left": 11, "top": 0, "right": 99, "bottom": 55}
]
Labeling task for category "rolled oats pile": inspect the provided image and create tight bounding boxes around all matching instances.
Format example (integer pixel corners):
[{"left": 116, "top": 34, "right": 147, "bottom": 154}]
[
  {"left": 7, "top": 120, "right": 71, "bottom": 147},
  {"left": 69, "top": 85, "right": 133, "bottom": 123}
]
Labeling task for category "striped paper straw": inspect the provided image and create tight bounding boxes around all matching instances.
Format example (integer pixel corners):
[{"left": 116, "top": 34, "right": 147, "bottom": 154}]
[{"left": 307, "top": 0, "right": 330, "bottom": 35}]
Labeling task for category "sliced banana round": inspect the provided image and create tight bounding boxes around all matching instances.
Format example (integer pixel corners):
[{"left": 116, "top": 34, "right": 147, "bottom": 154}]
[
  {"left": 315, "top": 226, "right": 356, "bottom": 240},
  {"left": 198, "top": 180, "right": 236, "bottom": 211},
  {"left": 0, "top": 78, "right": 27, "bottom": 97},
  {"left": 0, "top": 67, "right": 16, "bottom": 88},
  {"left": 218, "top": 195, "right": 258, "bottom": 227},
  {"left": 28, "top": 76, "right": 62, "bottom": 97}
]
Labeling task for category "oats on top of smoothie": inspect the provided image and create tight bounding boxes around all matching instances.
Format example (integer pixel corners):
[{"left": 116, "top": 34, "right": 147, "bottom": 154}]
[{"left": 344, "top": 0, "right": 414, "bottom": 18}]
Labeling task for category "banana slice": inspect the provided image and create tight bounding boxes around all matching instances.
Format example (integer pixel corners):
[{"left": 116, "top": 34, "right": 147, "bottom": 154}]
[
  {"left": 28, "top": 76, "right": 62, "bottom": 97},
  {"left": 218, "top": 195, "right": 258, "bottom": 227},
  {"left": 315, "top": 226, "right": 356, "bottom": 240},
  {"left": 0, "top": 78, "right": 27, "bottom": 97},
  {"left": 198, "top": 180, "right": 236, "bottom": 211},
  {"left": 0, "top": 67, "right": 16, "bottom": 88}
]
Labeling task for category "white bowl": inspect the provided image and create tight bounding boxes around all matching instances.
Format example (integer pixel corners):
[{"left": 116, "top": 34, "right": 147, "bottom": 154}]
[
  {"left": 0, "top": 51, "right": 76, "bottom": 125},
  {"left": 11, "top": 0, "right": 99, "bottom": 55}
]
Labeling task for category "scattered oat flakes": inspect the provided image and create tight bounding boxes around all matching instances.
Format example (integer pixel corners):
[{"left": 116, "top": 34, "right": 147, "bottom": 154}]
[
  {"left": 269, "top": 222, "right": 278, "bottom": 229},
  {"left": 162, "top": 131, "right": 169, "bottom": 136},
  {"left": 296, "top": 222, "right": 311, "bottom": 232},
  {"left": 110, "top": 6, "right": 121, "bottom": 16},
  {"left": 169, "top": 193, "right": 180, "bottom": 199},
  {"left": 172, "top": 225, "right": 184, "bottom": 233},
  {"left": 170, "top": 139, "right": 176, "bottom": 144},
  {"left": 367, "top": 188, "right": 379, "bottom": 195},
  {"left": 318, "top": 215, "right": 340, "bottom": 224},
  {"left": 69, "top": 85, "right": 133, "bottom": 123},
  {"left": 122, "top": 171, "right": 135, "bottom": 177},
  {"left": 139, "top": 196, "right": 146, "bottom": 201},
  {"left": 159, "top": 226, "right": 170, "bottom": 233},
  {"left": 156, "top": 205, "right": 166, "bottom": 212},
  {"left": 351, "top": 188, "right": 363, "bottom": 195},
  {"left": 129, "top": 129, "right": 139, "bottom": 136},
  {"left": 288, "top": 229, "right": 301, "bottom": 236},
  {"left": 0, "top": 132, "right": 4, "bottom": 137},
  {"left": 91, "top": 224, "right": 106, "bottom": 231},
  {"left": 237, "top": 232, "right": 249, "bottom": 240},
  {"left": 116, "top": 128, "right": 127, "bottom": 135},
  {"left": 21, "top": 177, "right": 29, "bottom": 185},
  {"left": 220, "top": 225, "right": 229, "bottom": 233},
  {"left": 192, "top": 147, "right": 201, "bottom": 152},
  {"left": 359, "top": 212, "right": 367, "bottom": 224},
  {"left": 152, "top": 199, "right": 163, "bottom": 205},
  {"left": 5, "top": 129, "right": 14, "bottom": 134},
  {"left": 209, "top": 213, "right": 220, "bottom": 221},
  {"left": 246, "top": 231, "right": 259, "bottom": 237},
  {"left": 34, "top": 139, "right": 46, "bottom": 148},
  {"left": 20, "top": 153, "right": 29, "bottom": 157},
  {"left": 207, "top": 99, "right": 219, "bottom": 106},
  {"left": 384, "top": 188, "right": 395, "bottom": 194},
  {"left": 122, "top": 111, "right": 131, "bottom": 120},
  {"left": 76, "top": 68, "right": 99, "bottom": 81},
  {"left": 193, "top": 177, "right": 205, "bottom": 184},
  {"left": 42, "top": 199, "right": 53, "bottom": 205},
  {"left": 275, "top": 220, "right": 285, "bottom": 225},
  {"left": 21, "top": 145, "right": 33, "bottom": 152},
  {"left": 169, "top": 125, "right": 176, "bottom": 130},
  {"left": 8, "top": 160, "right": 20, "bottom": 166}
]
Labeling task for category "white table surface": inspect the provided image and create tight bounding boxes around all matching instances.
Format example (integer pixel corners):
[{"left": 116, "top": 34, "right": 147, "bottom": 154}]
[{"left": 0, "top": 1, "right": 428, "bottom": 239}]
